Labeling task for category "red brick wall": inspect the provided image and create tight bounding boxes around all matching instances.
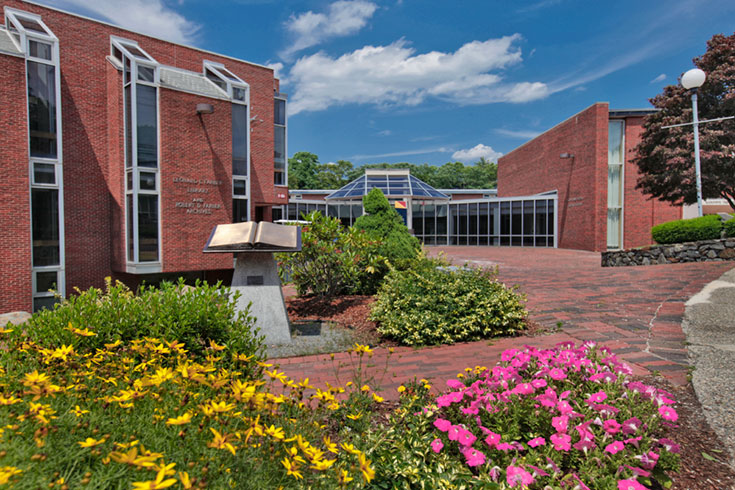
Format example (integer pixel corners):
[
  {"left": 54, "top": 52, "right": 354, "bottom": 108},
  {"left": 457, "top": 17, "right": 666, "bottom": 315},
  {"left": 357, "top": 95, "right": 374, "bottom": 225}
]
[
  {"left": 1, "top": 1, "right": 282, "bottom": 305},
  {"left": 498, "top": 103, "right": 609, "bottom": 251},
  {"left": 621, "top": 117, "right": 681, "bottom": 248},
  {"left": 0, "top": 53, "right": 32, "bottom": 311}
]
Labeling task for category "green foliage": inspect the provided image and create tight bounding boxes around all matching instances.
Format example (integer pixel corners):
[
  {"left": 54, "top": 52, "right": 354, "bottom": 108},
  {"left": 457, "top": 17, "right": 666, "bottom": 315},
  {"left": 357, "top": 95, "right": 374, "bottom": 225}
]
[
  {"left": 371, "top": 257, "right": 527, "bottom": 346},
  {"left": 287, "top": 151, "right": 320, "bottom": 189},
  {"left": 277, "top": 211, "right": 388, "bottom": 297},
  {"left": 354, "top": 189, "right": 420, "bottom": 265},
  {"left": 313, "top": 159, "right": 354, "bottom": 189},
  {"left": 23, "top": 278, "right": 264, "bottom": 366},
  {"left": 724, "top": 217, "right": 735, "bottom": 237},
  {"left": 634, "top": 33, "right": 735, "bottom": 211},
  {"left": 651, "top": 214, "right": 722, "bottom": 244}
]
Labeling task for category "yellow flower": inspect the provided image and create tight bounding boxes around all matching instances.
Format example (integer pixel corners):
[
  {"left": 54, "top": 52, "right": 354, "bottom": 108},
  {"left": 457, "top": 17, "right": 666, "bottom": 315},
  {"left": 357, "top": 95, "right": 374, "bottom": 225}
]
[
  {"left": 338, "top": 469, "right": 353, "bottom": 485},
  {"left": 360, "top": 384, "right": 370, "bottom": 392},
  {"left": 178, "top": 471, "right": 193, "bottom": 489},
  {"left": 67, "top": 323, "right": 97, "bottom": 337},
  {"left": 372, "top": 393, "right": 384, "bottom": 403},
  {"left": 281, "top": 458, "right": 303, "bottom": 480},
  {"left": 78, "top": 437, "right": 106, "bottom": 448},
  {"left": 208, "top": 339, "right": 226, "bottom": 351},
  {"left": 0, "top": 328, "right": 13, "bottom": 334},
  {"left": 0, "top": 394, "right": 22, "bottom": 406},
  {"left": 104, "top": 340, "right": 122, "bottom": 349},
  {"left": 165, "top": 412, "right": 192, "bottom": 426},
  {"left": 22, "top": 370, "right": 50, "bottom": 386},
  {"left": 264, "top": 425, "right": 285, "bottom": 440},
  {"left": 310, "top": 458, "right": 335, "bottom": 471},
  {"left": 340, "top": 442, "right": 361, "bottom": 455},
  {"left": 346, "top": 412, "right": 363, "bottom": 421},
  {"left": 70, "top": 405, "right": 90, "bottom": 417},
  {"left": 131, "top": 468, "right": 177, "bottom": 489},
  {"left": 0, "top": 466, "right": 23, "bottom": 485},
  {"left": 323, "top": 436, "right": 338, "bottom": 454},
  {"left": 207, "top": 428, "right": 237, "bottom": 455},
  {"left": 358, "top": 452, "right": 375, "bottom": 483},
  {"left": 397, "top": 385, "right": 406, "bottom": 393}
]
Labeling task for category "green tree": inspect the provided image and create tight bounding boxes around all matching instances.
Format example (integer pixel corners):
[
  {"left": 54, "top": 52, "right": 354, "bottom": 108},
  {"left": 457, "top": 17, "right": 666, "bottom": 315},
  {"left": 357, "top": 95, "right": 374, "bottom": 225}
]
[
  {"left": 633, "top": 33, "right": 735, "bottom": 210},
  {"left": 314, "top": 159, "right": 354, "bottom": 189},
  {"left": 287, "top": 151, "right": 320, "bottom": 189},
  {"left": 465, "top": 157, "right": 498, "bottom": 188}
]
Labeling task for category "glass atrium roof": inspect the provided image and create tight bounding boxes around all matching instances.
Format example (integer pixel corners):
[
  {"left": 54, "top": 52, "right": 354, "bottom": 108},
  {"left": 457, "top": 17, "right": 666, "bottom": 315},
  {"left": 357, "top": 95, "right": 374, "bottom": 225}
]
[{"left": 326, "top": 171, "right": 449, "bottom": 200}]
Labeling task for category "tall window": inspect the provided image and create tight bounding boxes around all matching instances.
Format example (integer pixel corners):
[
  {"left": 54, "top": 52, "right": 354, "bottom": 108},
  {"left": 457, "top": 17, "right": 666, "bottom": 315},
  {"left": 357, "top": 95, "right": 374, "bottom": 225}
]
[
  {"left": 112, "top": 37, "right": 161, "bottom": 268},
  {"left": 274, "top": 96, "right": 287, "bottom": 186},
  {"left": 6, "top": 8, "right": 65, "bottom": 311},
  {"left": 607, "top": 120, "right": 624, "bottom": 249}
]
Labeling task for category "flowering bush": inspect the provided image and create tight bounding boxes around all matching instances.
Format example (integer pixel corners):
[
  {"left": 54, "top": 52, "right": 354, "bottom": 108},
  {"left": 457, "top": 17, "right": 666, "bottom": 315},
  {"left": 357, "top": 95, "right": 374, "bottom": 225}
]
[
  {"left": 368, "top": 343, "right": 680, "bottom": 489},
  {"left": 0, "top": 328, "right": 380, "bottom": 488}
]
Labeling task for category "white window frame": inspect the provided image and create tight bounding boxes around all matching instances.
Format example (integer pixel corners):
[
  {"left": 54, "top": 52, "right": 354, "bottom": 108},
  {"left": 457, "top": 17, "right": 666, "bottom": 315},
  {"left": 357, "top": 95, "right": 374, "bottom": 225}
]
[
  {"left": 274, "top": 94, "right": 288, "bottom": 188},
  {"left": 607, "top": 119, "right": 625, "bottom": 250}
]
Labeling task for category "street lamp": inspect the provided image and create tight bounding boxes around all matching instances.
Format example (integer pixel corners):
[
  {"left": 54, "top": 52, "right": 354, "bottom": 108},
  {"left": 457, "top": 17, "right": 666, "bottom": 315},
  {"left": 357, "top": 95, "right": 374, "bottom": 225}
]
[{"left": 681, "top": 68, "right": 706, "bottom": 217}]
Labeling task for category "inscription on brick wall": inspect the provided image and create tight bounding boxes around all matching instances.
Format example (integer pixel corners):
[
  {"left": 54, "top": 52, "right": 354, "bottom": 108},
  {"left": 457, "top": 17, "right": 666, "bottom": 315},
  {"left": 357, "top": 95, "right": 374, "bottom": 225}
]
[{"left": 173, "top": 176, "right": 224, "bottom": 215}]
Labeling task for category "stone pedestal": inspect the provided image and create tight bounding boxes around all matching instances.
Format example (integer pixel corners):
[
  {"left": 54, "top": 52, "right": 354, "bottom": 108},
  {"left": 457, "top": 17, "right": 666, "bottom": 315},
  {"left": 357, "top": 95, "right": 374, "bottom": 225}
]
[{"left": 231, "top": 252, "right": 291, "bottom": 344}]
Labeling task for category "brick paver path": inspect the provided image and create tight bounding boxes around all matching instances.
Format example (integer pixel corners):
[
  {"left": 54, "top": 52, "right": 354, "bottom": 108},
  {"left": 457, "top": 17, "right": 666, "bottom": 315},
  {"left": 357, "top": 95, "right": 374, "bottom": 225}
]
[{"left": 273, "top": 247, "right": 734, "bottom": 399}]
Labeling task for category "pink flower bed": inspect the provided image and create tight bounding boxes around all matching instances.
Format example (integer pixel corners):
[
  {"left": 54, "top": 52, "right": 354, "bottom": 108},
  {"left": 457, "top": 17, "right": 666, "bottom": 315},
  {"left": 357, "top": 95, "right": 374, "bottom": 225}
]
[{"left": 427, "top": 342, "right": 680, "bottom": 489}]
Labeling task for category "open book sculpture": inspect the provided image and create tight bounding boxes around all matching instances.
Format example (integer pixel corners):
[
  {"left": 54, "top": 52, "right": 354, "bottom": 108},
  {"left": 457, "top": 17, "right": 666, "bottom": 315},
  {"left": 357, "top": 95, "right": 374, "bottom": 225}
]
[
  {"left": 203, "top": 221, "right": 302, "bottom": 345},
  {"left": 203, "top": 221, "right": 301, "bottom": 253}
]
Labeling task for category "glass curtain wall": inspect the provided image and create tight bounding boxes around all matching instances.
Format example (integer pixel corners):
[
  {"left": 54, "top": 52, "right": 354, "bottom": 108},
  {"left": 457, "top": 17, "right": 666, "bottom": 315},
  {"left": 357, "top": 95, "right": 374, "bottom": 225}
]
[
  {"left": 274, "top": 97, "right": 287, "bottom": 186},
  {"left": 607, "top": 120, "right": 624, "bottom": 249}
]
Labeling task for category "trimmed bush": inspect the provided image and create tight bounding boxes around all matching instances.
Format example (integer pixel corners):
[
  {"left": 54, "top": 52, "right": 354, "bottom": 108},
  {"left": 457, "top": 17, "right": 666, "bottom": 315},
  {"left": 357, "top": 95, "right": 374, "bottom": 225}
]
[
  {"left": 277, "top": 211, "right": 387, "bottom": 297},
  {"left": 21, "top": 277, "right": 264, "bottom": 367},
  {"left": 725, "top": 217, "right": 735, "bottom": 237},
  {"left": 370, "top": 257, "right": 527, "bottom": 346},
  {"left": 651, "top": 214, "right": 722, "bottom": 244},
  {"left": 353, "top": 188, "right": 420, "bottom": 266}
]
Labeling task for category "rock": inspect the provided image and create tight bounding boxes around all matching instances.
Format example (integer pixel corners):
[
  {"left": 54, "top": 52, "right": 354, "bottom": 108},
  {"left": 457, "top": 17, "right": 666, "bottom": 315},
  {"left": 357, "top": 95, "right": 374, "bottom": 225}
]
[
  {"left": 0, "top": 311, "right": 31, "bottom": 326},
  {"left": 720, "top": 248, "right": 735, "bottom": 259},
  {"left": 707, "top": 250, "right": 718, "bottom": 259}
]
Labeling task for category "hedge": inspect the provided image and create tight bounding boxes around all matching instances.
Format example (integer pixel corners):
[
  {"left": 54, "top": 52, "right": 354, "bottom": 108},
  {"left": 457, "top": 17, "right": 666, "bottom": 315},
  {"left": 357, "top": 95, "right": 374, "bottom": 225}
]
[{"left": 651, "top": 215, "right": 722, "bottom": 244}]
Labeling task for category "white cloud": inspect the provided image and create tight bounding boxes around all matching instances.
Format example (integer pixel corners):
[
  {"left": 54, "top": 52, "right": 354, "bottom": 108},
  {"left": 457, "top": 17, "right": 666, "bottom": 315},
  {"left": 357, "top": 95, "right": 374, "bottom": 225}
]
[
  {"left": 650, "top": 73, "right": 666, "bottom": 84},
  {"left": 288, "top": 35, "right": 549, "bottom": 114},
  {"left": 376, "top": 129, "right": 392, "bottom": 136},
  {"left": 452, "top": 144, "right": 502, "bottom": 163},
  {"left": 282, "top": 1, "right": 378, "bottom": 59},
  {"left": 266, "top": 62, "right": 285, "bottom": 80},
  {"left": 494, "top": 128, "right": 541, "bottom": 139},
  {"left": 350, "top": 146, "right": 453, "bottom": 161},
  {"left": 48, "top": 0, "right": 199, "bottom": 45}
]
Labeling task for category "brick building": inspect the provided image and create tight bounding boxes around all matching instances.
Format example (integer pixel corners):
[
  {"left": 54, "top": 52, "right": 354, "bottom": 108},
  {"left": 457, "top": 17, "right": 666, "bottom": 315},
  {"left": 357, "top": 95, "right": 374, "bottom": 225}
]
[
  {"left": 498, "top": 103, "right": 682, "bottom": 252},
  {"left": 0, "top": 1, "right": 288, "bottom": 312}
]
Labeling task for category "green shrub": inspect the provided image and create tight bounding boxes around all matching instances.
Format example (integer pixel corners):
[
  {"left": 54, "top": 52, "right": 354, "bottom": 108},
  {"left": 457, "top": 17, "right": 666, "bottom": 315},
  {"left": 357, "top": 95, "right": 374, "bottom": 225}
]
[
  {"left": 21, "top": 278, "right": 264, "bottom": 368},
  {"left": 277, "top": 211, "right": 387, "bottom": 297},
  {"left": 353, "top": 188, "right": 420, "bottom": 267},
  {"left": 651, "top": 214, "right": 722, "bottom": 244},
  {"left": 724, "top": 217, "right": 735, "bottom": 237},
  {"left": 370, "top": 257, "right": 527, "bottom": 346}
]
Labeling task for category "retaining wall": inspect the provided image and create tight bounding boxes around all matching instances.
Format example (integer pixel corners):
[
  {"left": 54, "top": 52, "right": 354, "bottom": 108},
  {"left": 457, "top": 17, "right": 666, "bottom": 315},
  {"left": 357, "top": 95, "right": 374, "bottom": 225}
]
[{"left": 602, "top": 238, "right": 735, "bottom": 267}]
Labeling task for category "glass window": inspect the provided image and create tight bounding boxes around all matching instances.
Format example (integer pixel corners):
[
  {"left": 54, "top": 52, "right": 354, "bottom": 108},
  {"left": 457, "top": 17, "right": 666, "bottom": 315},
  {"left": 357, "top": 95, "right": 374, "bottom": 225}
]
[
  {"left": 232, "top": 104, "right": 248, "bottom": 176},
  {"left": 233, "top": 87, "right": 246, "bottom": 101},
  {"left": 36, "top": 271, "right": 57, "bottom": 293},
  {"left": 479, "top": 203, "right": 489, "bottom": 235},
  {"left": 547, "top": 200, "right": 555, "bottom": 236},
  {"left": 287, "top": 204, "right": 297, "bottom": 221},
  {"left": 18, "top": 17, "right": 47, "bottom": 34},
  {"left": 608, "top": 165, "right": 622, "bottom": 208},
  {"left": 458, "top": 204, "right": 468, "bottom": 235},
  {"left": 233, "top": 179, "right": 247, "bottom": 196},
  {"left": 205, "top": 69, "right": 226, "bottom": 91},
  {"left": 500, "top": 202, "right": 510, "bottom": 235},
  {"left": 233, "top": 199, "right": 248, "bottom": 223},
  {"left": 33, "top": 296, "right": 58, "bottom": 312},
  {"left": 136, "top": 84, "right": 158, "bottom": 168},
  {"left": 608, "top": 120, "right": 624, "bottom": 166},
  {"left": 31, "top": 188, "right": 59, "bottom": 266},
  {"left": 469, "top": 203, "right": 478, "bottom": 235},
  {"left": 272, "top": 206, "right": 283, "bottom": 222},
  {"left": 124, "top": 84, "right": 132, "bottom": 168},
  {"left": 126, "top": 195, "right": 134, "bottom": 261},
  {"left": 33, "top": 163, "right": 55, "bottom": 185},
  {"left": 139, "top": 172, "right": 156, "bottom": 191},
  {"left": 511, "top": 202, "right": 522, "bottom": 235},
  {"left": 436, "top": 204, "right": 447, "bottom": 235},
  {"left": 29, "top": 40, "right": 52, "bottom": 60},
  {"left": 490, "top": 202, "right": 498, "bottom": 236},
  {"left": 274, "top": 172, "right": 285, "bottom": 186},
  {"left": 138, "top": 194, "right": 158, "bottom": 262},
  {"left": 137, "top": 65, "right": 155, "bottom": 83},
  {"left": 523, "top": 201, "right": 534, "bottom": 235},
  {"left": 535, "top": 200, "right": 547, "bottom": 236},
  {"left": 274, "top": 126, "right": 286, "bottom": 165},
  {"left": 274, "top": 99, "right": 286, "bottom": 126},
  {"left": 27, "top": 61, "right": 57, "bottom": 158},
  {"left": 126, "top": 172, "right": 133, "bottom": 191},
  {"left": 412, "top": 204, "right": 423, "bottom": 235}
]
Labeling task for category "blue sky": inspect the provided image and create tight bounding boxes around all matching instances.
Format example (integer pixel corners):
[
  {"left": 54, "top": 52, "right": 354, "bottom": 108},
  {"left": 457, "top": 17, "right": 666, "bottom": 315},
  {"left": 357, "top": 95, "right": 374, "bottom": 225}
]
[{"left": 40, "top": 0, "right": 735, "bottom": 166}]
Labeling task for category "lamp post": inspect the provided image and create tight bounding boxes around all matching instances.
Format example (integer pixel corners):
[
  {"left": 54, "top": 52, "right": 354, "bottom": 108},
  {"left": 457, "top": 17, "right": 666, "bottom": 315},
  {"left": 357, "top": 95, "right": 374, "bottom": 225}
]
[{"left": 681, "top": 68, "right": 706, "bottom": 217}]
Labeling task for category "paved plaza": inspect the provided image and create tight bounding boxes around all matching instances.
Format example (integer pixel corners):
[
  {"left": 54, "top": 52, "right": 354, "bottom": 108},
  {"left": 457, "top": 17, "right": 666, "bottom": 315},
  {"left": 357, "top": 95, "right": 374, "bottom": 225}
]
[{"left": 273, "top": 247, "right": 734, "bottom": 399}]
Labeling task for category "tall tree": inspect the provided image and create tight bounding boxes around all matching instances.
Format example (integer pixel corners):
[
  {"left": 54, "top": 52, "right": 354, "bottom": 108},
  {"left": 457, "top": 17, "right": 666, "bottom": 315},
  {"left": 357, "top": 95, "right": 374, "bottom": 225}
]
[
  {"left": 288, "top": 151, "right": 320, "bottom": 189},
  {"left": 313, "top": 160, "right": 354, "bottom": 189},
  {"left": 633, "top": 33, "right": 735, "bottom": 210}
]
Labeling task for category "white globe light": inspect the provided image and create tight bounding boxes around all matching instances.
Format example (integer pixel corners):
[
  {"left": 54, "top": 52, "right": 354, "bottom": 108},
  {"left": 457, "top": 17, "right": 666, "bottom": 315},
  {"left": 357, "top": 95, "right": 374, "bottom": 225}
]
[{"left": 681, "top": 68, "right": 706, "bottom": 89}]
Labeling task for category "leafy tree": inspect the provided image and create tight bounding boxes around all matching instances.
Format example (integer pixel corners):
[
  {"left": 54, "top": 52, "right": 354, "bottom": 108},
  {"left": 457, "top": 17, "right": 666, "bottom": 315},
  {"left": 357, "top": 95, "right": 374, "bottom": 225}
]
[
  {"left": 314, "top": 159, "right": 354, "bottom": 189},
  {"left": 287, "top": 151, "right": 320, "bottom": 189},
  {"left": 633, "top": 33, "right": 735, "bottom": 210}
]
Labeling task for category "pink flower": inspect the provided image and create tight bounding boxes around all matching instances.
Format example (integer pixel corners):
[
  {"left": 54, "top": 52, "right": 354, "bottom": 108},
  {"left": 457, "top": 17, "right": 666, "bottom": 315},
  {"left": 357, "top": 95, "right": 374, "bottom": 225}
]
[
  {"left": 448, "top": 425, "right": 462, "bottom": 441},
  {"left": 604, "top": 441, "right": 625, "bottom": 455},
  {"left": 446, "top": 379, "right": 465, "bottom": 389},
  {"left": 552, "top": 415, "right": 568, "bottom": 433},
  {"left": 433, "top": 418, "right": 452, "bottom": 432},
  {"left": 462, "top": 447, "right": 486, "bottom": 467},
  {"left": 549, "top": 368, "right": 567, "bottom": 380},
  {"left": 496, "top": 442, "right": 515, "bottom": 451},
  {"left": 588, "top": 390, "right": 608, "bottom": 403},
  {"left": 622, "top": 417, "right": 641, "bottom": 435},
  {"left": 506, "top": 465, "right": 535, "bottom": 488},
  {"left": 604, "top": 420, "right": 622, "bottom": 435},
  {"left": 557, "top": 400, "right": 573, "bottom": 415},
  {"left": 573, "top": 439, "right": 596, "bottom": 452},
  {"left": 617, "top": 478, "right": 647, "bottom": 490},
  {"left": 512, "top": 383, "right": 535, "bottom": 396},
  {"left": 658, "top": 405, "right": 678, "bottom": 422},
  {"left": 484, "top": 431, "right": 501, "bottom": 448},
  {"left": 528, "top": 437, "right": 546, "bottom": 448},
  {"left": 457, "top": 428, "right": 477, "bottom": 447},
  {"left": 531, "top": 378, "right": 547, "bottom": 389},
  {"left": 430, "top": 438, "right": 443, "bottom": 453},
  {"left": 658, "top": 438, "right": 681, "bottom": 454},
  {"left": 550, "top": 433, "right": 571, "bottom": 451}
]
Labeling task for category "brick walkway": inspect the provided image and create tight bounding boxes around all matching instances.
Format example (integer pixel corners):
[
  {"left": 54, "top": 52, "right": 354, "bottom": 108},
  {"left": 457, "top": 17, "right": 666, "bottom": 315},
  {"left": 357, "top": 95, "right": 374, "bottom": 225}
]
[{"left": 272, "top": 247, "right": 734, "bottom": 399}]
